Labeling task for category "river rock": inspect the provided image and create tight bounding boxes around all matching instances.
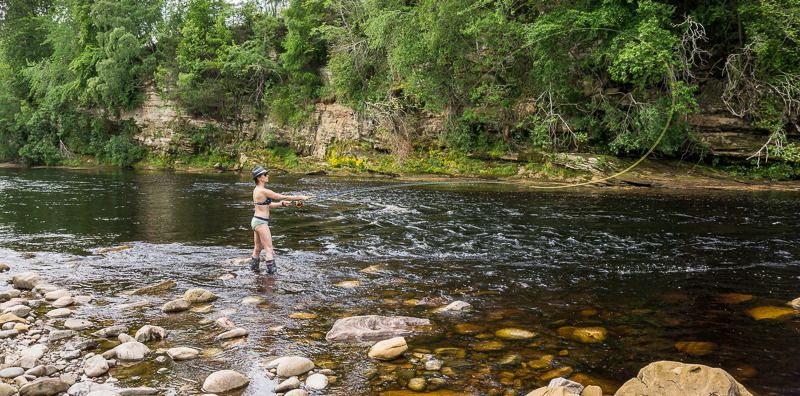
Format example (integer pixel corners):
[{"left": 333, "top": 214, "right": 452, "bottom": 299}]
[
  {"left": 0, "top": 263, "right": 8, "bottom": 271},
  {"left": 275, "top": 377, "right": 300, "bottom": 392},
  {"left": 558, "top": 326, "right": 607, "bottom": 343},
  {"left": 368, "top": 337, "right": 408, "bottom": 360},
  {"left": 74, "top": 295, "right": 93, "bottom": 304},
  {"left": 44, "top": 289, "right": 70, "bottom": 301},
  {"left": 408, "top": 378, "right": 426, "bottom": 392},
  {"left": 0, "top": 383, "right": 17, "bottom": 396},
  {"left": 240, "top": 296, "right": 264, "bottom": 305},
  {"left": 615, "top": 361, "right": 752, "bottom": 396},
  {"left": 84, "top": 355, "right": 109, "bottom": 377},
  {"left": 789, "top": 297, "right": 800, "bottom": 310},
  {"left": 33, "top": 283, "right": 58, "bottom": 294},
  {"left": 326, "top": 315, "right": 432, "bottom": 341},
  {"left": 167, "top": 347, "right": 199, "bottom": 361},
  {"left": 471, "top": 340, "right": 505, "bottom": 352},
  {"left": 114, "top": 341, "right": 150, "bottom": 361},
  {"left": 434, "top": 301, "right": 472, "bottom": 313},
  {"left": 117, "top": 387, "right": 158, "bottom": 395},
  {"left": 134, "top": 325, "right": 167, "bottom": 343},
  {"left": 0, "top": 367, "right": 24, "bottom": 378},
  {"left": 454, "top": 323, "right": 486, "bottom": 335},
  {"left": 21, "top": 344, "right": 48, "bottom": 360},
  {"left": 213, "top": 318, "right": 234, "bottom": 329},
  {"left": 746, "top": 306, "right": 796, "bottom": 320},
  {"left": 266, "top": 356, "right": 315, "bottom": 377},
  {"left": 581, "top": 385, "right": 602, "bottom": 396},
  {"left": 495, "top": 328, "right": 537, "bottom": 340},
  {"left": 12, "top": 272, "right": 41, "bottom": 290},
  {"left": 215, "top": 327, "right": 248, "bottom": 340},
  {"left": 0, "top": 290, "right": 20, "bottom": 302},
  {"left": 52, "top": 296, "right": 74, "bottom": 308},
  {"left": 45, "top": 308, "right": 72, "bottom": 318},
  {"left": 161, "top": 298, "right": 190, "bottom": 313},
  {"left": 289, "top": 312, "right": 318, "bottom": 319},
  {"left": 0, "top": 312, "right": 27, "bottom": 325},
  {"left": 86, "top": 391, "right": 120, "bottom": 396},
  {"left": 525, "top": 387, "right": 579, "bottom": 396},
  {"left": 0, "top": 329, "right": 18, "bottom": 338},
  {"left": 64, "top": 319, "right": 93, "bottom": 330},
  {"left": 284, "top": 390, "right": 308, "bottom": 396},
  {"left": 131, "top": 280, "right": 176, "bottom": 295},
  {"left": 202, "top": 370, "right": 249, "bottom": 393},
  {"left": 675, "top": 341, "right": 716, "bottom": 356},
  {"left": 118, "top": 333, "right": 135, "bottom": 343},
  {"left": 3, "top": 304, "right": 31, "bottom": 317},
  {"left": 47, "top": 329, "right": 76, "bottom": 342},
  {"left": 548, "top": 378, "right": 583, "bottom": 394},
  {"left": 183, "top": 288, "right": 217, "bottom": 303},
  {"left": 19, "top": 378, "right": 69, "bottom": 396},
  {"left": 93, "top": 325, "right": 128, "bottom": 338},
  {"left": 305, "top": 374, "right": 328, "bottom": 390},
  {"left": 335, "top": 280, "right": 362, "bottom": 288}
]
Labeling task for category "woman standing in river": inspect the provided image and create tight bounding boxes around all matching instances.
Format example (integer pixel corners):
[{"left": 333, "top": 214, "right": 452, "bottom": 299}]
[{"left": 250, "top": 166, "right": 311, "bottom": 273}]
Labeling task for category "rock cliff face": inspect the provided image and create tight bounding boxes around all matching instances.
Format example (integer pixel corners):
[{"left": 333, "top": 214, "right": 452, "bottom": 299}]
[{"left": 126, "top": 85, "right": 778, "bottom": 161}]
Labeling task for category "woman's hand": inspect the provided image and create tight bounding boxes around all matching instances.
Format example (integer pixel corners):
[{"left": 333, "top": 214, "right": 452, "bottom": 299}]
[{"left": 281, "top": 200, "right": 290, "bottom": 207}]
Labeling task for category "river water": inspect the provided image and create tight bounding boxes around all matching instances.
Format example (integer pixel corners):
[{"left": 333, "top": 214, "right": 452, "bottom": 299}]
[{"left": 0, "top": 168, "right": 799, "bottom": 395}]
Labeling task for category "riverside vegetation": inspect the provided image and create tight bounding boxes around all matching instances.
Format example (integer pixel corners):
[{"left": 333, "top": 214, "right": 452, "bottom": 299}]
[{"left": 0, "top": 1, "right": 799, "bottom": 181}]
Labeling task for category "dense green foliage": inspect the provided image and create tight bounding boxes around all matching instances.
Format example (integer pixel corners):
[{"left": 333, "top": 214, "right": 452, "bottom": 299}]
[{"left": 0, "top": 0, "right": 797, "bottom": 170}]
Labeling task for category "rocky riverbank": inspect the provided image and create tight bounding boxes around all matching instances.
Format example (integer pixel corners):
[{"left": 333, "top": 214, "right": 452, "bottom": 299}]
[{"left": 3, "top": 257, "right": 794, "bottom": 395}]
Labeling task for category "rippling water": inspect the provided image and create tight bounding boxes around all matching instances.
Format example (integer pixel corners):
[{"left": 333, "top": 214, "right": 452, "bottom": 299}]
[{"left": 1, "top": 168, "right": 799, "bottom": 395}]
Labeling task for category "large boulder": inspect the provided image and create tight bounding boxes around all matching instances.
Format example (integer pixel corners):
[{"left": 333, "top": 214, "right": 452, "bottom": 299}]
[
  {"left": 202, "top": 370, "right": 249, "bottom": 393},
  {"left": 325, "top": 315, "right": 432, "bottom": 342},
  {"left": 12, "top": 272, "right": 41, "bottom": 290},
  {"left": 183, "top": 288, "right": 217, "bottom": 303},
  {"left": 367, "top": 337, "right": 408, "bottom": 360},
  {"left": 615, "top": 361, "right": 753, "bottom": 396}
]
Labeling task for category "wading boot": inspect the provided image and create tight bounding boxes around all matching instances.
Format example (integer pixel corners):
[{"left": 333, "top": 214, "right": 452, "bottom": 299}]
[
  {"left": 250, "top": 257, "right": 260, "bottom": 272},
  {"left": 264, "top": 259, "right": 276, "bottom": 275}
]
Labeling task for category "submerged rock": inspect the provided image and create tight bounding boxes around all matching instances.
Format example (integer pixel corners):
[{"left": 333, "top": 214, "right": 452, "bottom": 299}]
[
  {"left": 558, "top": 326, "right": 607, "bottom": 343},
  {"left": 167, "top": 347, "right": 200, "bottom": 361},
  {"left": 289, "top": 312, "right": 318, "bottom": 319},
  {"left": 433, "top": 301, "right": 472, "bottom": 313},
  {"left": 202, "top": 370, "right": 249, "bottom": 393},
  {"left": 130, "top": 280, "right": 176, "bottom": 296},
  {"left": 615, "top": 361, "right": 752, "bottom": 396},
  {"left": 495, "top": 328, "right": 537, "bottom": 340},
  {"left": 746, "top": 306, "right": 796, "bottom": 320},
  {"left": 326, "top": 315, "right": 432, "bottom": 342},
  {"left": 675, "top": 341, "right": 716, "bottom": 356},
  {"left": 453, "top": 323, "right": 486, "bottom": 335},
  {"left": 335, "top": 280, "right": 362, "bottom": 288},
  {"left": 368, "top": 337, "right": 408, "bottom": 360},
  {"left": 716, "top": 293, "right": 753, "bottom": 304}
]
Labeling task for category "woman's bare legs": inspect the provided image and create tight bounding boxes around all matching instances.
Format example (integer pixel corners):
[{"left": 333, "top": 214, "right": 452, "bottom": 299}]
[
  {"left": 255, "top": 224, "right": 275, "bottom": 273},
  {"left": 250, "top": 231, "right": 263, "bottom": 270}
]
